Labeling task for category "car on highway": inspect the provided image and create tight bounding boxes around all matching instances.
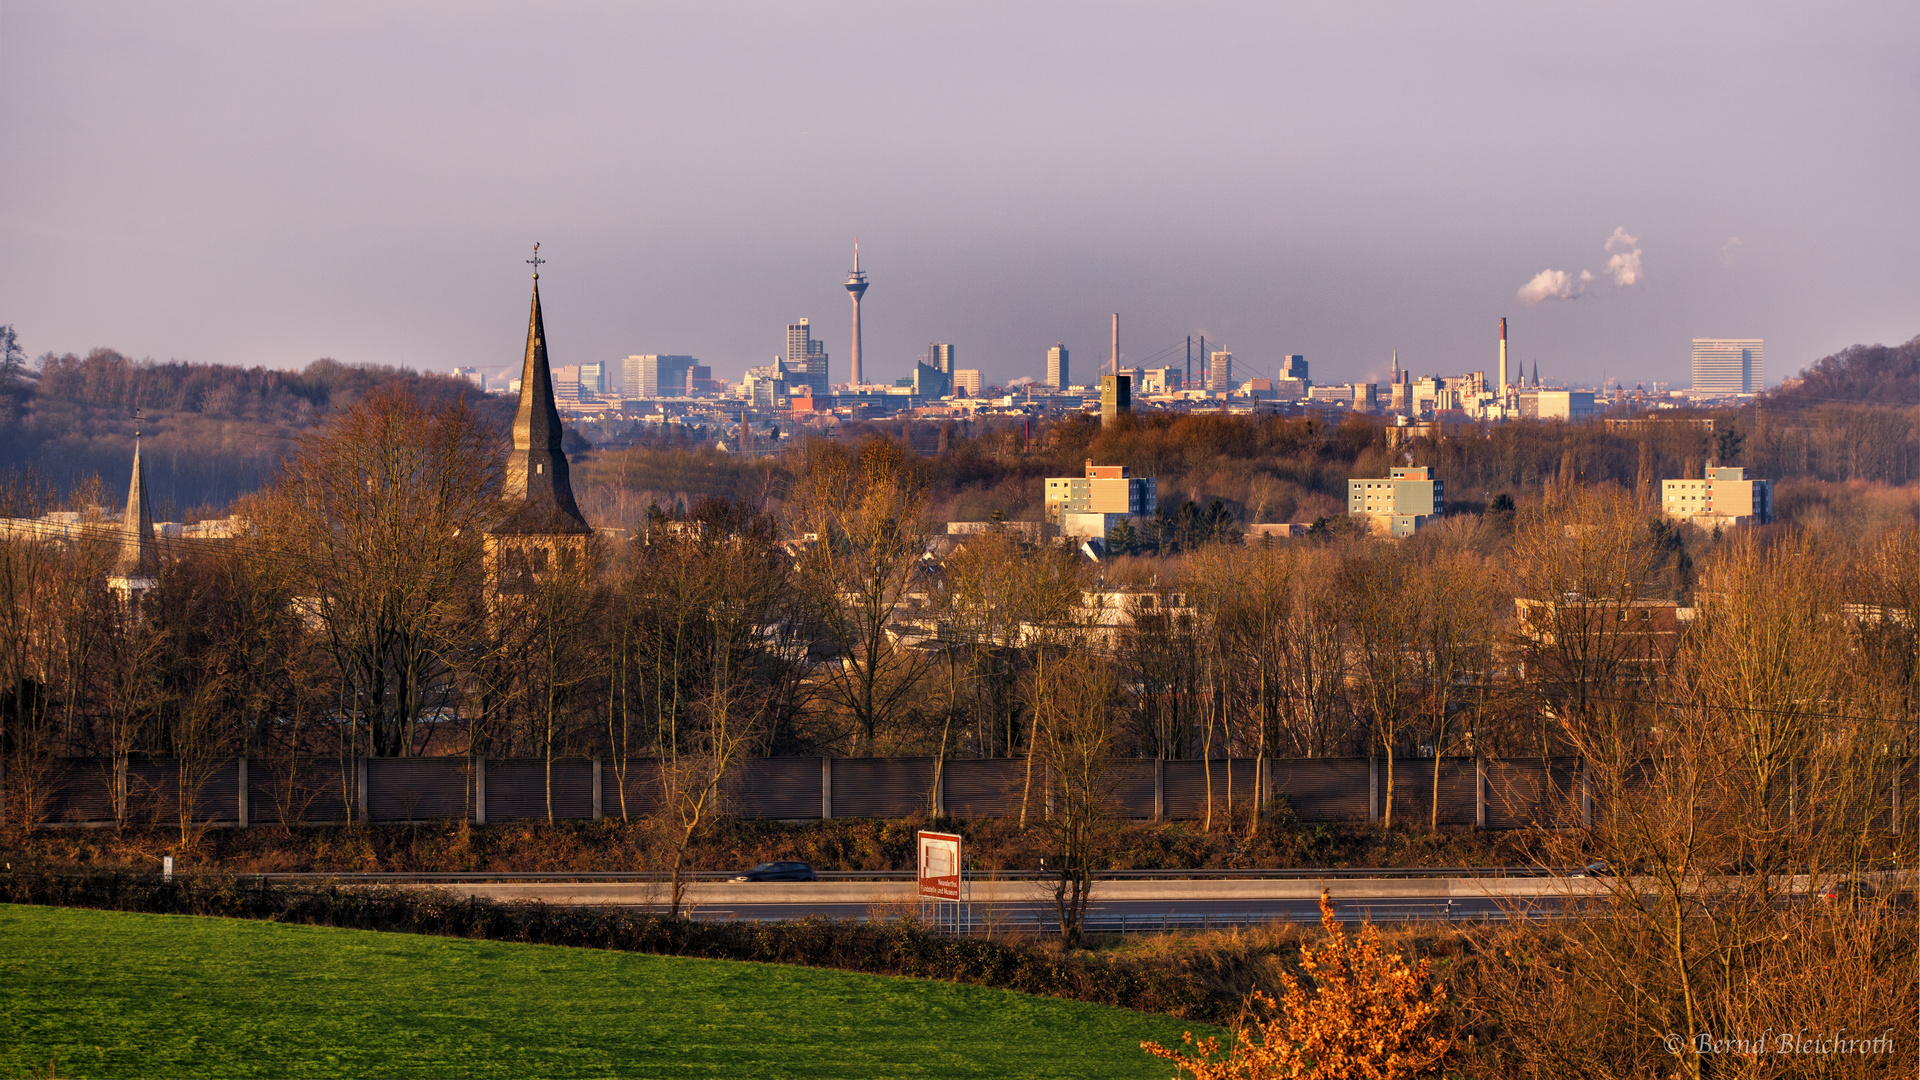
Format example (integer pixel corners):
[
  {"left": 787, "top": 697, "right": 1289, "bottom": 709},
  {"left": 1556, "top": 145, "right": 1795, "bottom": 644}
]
[{"left": 733, "top": 861, "right": 818, "bottom": 882}]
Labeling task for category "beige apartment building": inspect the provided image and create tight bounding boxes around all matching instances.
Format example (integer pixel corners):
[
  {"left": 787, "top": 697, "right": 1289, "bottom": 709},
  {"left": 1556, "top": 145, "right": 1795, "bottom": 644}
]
[
  {"left": 1045, "top": 460, "right": 1157, "bottom": 538},
  {"left": 1661, "top": 465, "right": 1773, "bottom": 527},
  {"left": 1347, "top": 465, "right": 1444, "bottom": 538}
]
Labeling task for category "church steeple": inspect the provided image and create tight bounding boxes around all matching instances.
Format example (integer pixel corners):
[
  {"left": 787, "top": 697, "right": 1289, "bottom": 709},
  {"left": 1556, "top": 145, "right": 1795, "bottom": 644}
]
[
  {"left": 118, "top": 428, "right": 159, "bottom": 578},
  {"left": 496, "top": 250, "right": 590, "bottom": 536},
  {"left": 111, "top": 419, "right": 160, "bottom": 594}
]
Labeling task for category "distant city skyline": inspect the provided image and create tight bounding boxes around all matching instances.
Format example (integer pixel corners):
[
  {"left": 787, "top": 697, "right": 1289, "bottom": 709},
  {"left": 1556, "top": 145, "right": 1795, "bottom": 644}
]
[{"left": 2, "top": 4, "right": 1915, "bottom": 391}]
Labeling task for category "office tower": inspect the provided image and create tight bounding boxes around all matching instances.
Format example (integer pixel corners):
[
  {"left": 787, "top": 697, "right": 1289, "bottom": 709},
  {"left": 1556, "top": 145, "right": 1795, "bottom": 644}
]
[
  {"left": 914, "top": 362, "right": 951, "bottom": 398},
  {"left": 685, "top": 365, "right": 712, "bottom": 396},
  {"left": 578, "top": 361, "right": 605, "bottom": 397},
  {"left": 623, "top": 355, "right": 697, "bottom": 399},
  {"left": 1210, "top": 351, "right": 1233, "bottom": 393},
  {"left": 1047, "top": 344, "right": 1069, "bottom": 388},
  {"left": 1281, "top": 354, "right": 1308, "bottom": 382},
  {"left": 1691, "top": 339, "right": 1764, "bottom": 394},
  {"left": 551, "top": 364, "right": 581, "bottom": 403},
  {"left": 453, "top": 366, "right": 486, "bottom": 391},
  {"left": 953, "top": 369, "right": 982, "bottom": 396},
  {"left": 927, "top": 343, "right": 955, "bottom": 375},
  {"left": 845, "top": 243, "right": 869, "bottom": 386},
  {"left": 786, "top": 318, "right": 829, "bottom": 397}
]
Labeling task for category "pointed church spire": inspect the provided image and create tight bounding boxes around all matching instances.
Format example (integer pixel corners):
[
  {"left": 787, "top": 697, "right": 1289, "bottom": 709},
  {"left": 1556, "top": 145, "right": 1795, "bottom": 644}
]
[
  {"left": 114, "top": 415, "right": 160, "bottom": 583},
  {"left": 496, "top": 248, "right": 590, "bottom": 535}
]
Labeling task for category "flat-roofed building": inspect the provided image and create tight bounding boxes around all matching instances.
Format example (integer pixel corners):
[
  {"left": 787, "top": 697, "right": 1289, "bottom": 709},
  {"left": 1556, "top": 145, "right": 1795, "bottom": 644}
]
[
  {"left": 1517, "top": 389, "right": 1596, "bottom": 421},
  {"left": 953, "top": 368, "right": 983, "bottom": 396},
  {"left": 1045, "top": 460, "right": 1157, "bottom": 537},
  {"left": 1347, "top": 465, "right": 1444, "bottom": 538},
  {"left": 1662, "top": 465, "right": 1773, "bottom": 527},
  {"left": 623, "top": 354, "right": 698, "bottom": 399},
  {"left": 1692, "top": 339, "right": 1763, "bottom": 394},
  {"left": 1047, "top": 344, "right": 1069, "bottom": 389}
]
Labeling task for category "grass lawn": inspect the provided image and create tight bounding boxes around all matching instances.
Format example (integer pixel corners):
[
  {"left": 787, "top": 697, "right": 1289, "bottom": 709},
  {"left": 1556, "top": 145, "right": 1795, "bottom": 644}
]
[{"left": 0, "top": 905, "right": 1209, "bottom": 1079}]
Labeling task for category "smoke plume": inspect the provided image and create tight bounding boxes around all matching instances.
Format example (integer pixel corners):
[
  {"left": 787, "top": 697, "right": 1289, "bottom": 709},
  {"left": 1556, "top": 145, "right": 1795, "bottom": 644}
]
[
  {"left": 1518, "top": 268, "right": 1592, "bottom": 304},
  {"left": 1604, "top": 227, "right": 1643, "bottom": 286}
]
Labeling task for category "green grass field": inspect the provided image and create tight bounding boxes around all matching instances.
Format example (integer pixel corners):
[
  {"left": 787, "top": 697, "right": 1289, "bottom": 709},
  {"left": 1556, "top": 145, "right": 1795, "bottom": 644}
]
[{"left": 0, "top": 905, "right": 1207, "bottom": 1079}]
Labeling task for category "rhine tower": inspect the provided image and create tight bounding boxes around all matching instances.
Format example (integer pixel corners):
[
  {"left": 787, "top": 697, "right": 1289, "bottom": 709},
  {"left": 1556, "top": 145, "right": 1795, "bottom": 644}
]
[{"left": 845, "top": 242, "right": 869, "bottom": 387}]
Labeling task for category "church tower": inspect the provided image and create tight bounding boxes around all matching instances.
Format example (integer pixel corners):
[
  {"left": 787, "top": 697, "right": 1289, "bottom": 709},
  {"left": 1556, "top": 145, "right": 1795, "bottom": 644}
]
[
  {"left": 108, "top": 423, "right": 160, "bottom": 604},
  {"left": 485, "top": 248, "right": 592, "bottom": 593}
]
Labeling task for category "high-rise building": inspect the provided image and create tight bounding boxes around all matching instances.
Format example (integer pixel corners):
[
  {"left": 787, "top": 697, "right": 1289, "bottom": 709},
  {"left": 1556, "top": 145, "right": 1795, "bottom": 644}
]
[
  {"left": 578, "top": 361, "right": 605, "bottom": 397},
  {"left": 1281, "top": 354, "right": 1308, "bottom": 382},
  {"left": 1210, "top": 351, "right": 1233, "bottom": 393},
  {"left": 953, "top": 369, "right": 983, "bottom": 396},
  {"left": 623, "top": 355, "right": 699, "bottom": 399},
  {"left": 1691, "top": 339, "right": 1764, "bottom": 394},
  {"left": 786, "top": 319, "right": 829, "bottom": 397},
  {"left": 846, "top": 244, "right": 869, "bottom": 386},
  {"left": 453, "top": 366, "right": 486, "bottom": 391},
  {"left": 1047, "top": 344, "right": 1069, "bottom": 388},
  {"left": 927, "top": 343, "right": 955, "bottom": 375},
  {"left": 1100, "top": 374, "right": 1131, "bottom": 425},
  {"left": 914, "top": 362, "right": 951, "bottom": 398}
]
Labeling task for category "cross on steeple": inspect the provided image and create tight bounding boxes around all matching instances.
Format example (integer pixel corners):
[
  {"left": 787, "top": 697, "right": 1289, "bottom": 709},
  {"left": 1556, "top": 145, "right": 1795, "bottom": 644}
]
[{"left": 526, "top": 242, "right": 545, "bottom": 279}]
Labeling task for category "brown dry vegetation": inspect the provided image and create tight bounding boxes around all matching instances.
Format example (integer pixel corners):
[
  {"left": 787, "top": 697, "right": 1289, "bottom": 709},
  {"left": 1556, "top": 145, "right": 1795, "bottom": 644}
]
[{"left": 2, "top": 817, "right": 1554, "bottom": 876}]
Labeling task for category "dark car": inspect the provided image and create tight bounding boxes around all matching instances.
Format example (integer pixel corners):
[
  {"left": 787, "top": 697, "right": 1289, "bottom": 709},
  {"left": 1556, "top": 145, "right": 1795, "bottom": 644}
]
[{"left": 733, "top": 861, "right": 817, "bottom": 882}]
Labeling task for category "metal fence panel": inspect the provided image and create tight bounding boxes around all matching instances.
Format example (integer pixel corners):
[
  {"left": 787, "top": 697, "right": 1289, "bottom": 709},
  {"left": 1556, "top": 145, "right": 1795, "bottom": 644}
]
[
  {"left": 941, "top": 758, "right": 1030, "bottom": 819},
  {"left": 1105, "top": 759, "right": 1157, "bottom": 818},
  {"left": 1162, "top": 759, "right": 1261, "bottom": 821},
  {"left": 602, "top": 759, "right": 664, "bottom": 820},
  {"left": 368, "top": 757, "right": 471, "bottom": 822},
  {"left": 486, "top": 758, "right": 594, "bottom": 820},
  {"left": 1385, "top": 757, "right": 1476, "bottom": 828},
  {"left": 725, "top": 757, "right": 822, "bottom": 819},
  {"left": 1484, "top": 758, "right": 1581, "bottom": 830},
  {"left": 830, "top": 757, "right": 935, "bottom": 819},
  {"left": 40, "top": 758, "right": 114, "bottom": 823},
  {"left": 248, "top": 759, "right": 351, "bottom": 824},
  {"left": 1271, "top": 758, "right": 1371, "bottom": 822}
]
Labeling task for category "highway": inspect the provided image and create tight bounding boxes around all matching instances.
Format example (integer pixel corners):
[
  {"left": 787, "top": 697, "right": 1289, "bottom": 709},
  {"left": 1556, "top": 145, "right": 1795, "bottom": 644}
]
[{"left": 249, "top": 872, "right": 1589, "bottom": 929}]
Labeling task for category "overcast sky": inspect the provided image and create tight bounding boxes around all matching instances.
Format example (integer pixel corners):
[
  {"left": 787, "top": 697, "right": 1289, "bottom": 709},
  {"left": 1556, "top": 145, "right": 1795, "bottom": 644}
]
[{"left": 4, "top": 2, "right": 1916, "bottom": 391}]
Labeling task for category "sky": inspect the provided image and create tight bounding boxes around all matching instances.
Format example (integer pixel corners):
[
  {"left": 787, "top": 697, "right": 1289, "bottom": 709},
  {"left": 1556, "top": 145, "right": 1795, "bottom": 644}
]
[{"left": 3, "top": 2, "right": 1917, "bottom": 393}]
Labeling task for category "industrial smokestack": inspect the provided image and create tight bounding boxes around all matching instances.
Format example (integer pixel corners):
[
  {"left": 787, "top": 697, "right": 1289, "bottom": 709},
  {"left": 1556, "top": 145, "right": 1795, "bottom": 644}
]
[
  {"left": 1498, "top": 317, "right": 1509, "bottom": 397},
  {"left": 1110, "top": 313, "right": 1119, "bottom": 376}
]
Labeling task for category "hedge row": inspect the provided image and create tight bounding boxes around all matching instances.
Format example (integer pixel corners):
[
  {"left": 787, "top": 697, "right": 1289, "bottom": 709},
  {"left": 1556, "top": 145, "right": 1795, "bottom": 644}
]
[{"left": 0, "top": 870, "right": 1243, "bottom": 1023}]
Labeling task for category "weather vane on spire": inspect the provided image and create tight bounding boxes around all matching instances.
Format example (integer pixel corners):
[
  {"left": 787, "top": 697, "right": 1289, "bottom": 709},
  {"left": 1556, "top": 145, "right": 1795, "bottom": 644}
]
[
  {"left": 527, "top": 242, "right": 545, "bottom": 279},
  {"left": 132, "top": 406, "right": 142, "bottom": 440}
]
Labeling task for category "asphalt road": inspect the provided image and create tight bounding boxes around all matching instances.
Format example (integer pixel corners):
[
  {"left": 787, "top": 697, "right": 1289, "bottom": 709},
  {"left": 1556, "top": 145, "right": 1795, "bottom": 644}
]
[{"left": 688, "top": 894, "right": 1555, "bottom": 929}]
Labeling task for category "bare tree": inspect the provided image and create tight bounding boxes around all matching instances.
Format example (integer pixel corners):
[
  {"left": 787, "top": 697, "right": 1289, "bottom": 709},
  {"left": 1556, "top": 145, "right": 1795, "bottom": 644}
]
[
  {"left": 1341, "top": 545, "right": 1424, "bottom": 828},
  {"left": 789, "top": 439, "right": 935, "bottom": 752},
  {"left": 248, "top": 385, "right": 499, "bottom": 758},
  {"left": 1029, "top": 646, "right": 1122, "bottom": 946}
]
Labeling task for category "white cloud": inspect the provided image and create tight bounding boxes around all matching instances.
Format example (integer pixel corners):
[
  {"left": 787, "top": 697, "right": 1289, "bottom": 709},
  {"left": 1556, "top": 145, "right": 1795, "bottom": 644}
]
[
  {"left": 1603, "top": 227, "right": 1642, "bottom": 286},
  {"left": 1518, "top": 268, "right": 1592, "bottom": 304},
  {"left": 1721, "top": 236, "right": 1742, "bottom": 267}
]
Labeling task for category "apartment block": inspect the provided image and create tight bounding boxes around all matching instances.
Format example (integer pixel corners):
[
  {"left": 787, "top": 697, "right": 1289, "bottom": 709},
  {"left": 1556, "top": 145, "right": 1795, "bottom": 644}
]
[
  {"left": 1661, "top": 465, "right": 1773, "bottom": 527},
  {"left": 1347, "top": 465, "right": 1444, "bottom": 537}
]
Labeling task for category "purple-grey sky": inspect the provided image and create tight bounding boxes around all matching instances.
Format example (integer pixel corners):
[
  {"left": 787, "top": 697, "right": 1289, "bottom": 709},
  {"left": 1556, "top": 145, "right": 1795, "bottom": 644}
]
[{"left": 3, "top": 3, "right": 1916, "bottom": 392}]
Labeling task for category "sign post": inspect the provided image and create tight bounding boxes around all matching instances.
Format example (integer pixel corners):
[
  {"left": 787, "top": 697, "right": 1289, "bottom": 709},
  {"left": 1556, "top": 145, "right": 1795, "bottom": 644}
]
[{"left": 916, "top": 830, "right": 963, "bottom": 933}]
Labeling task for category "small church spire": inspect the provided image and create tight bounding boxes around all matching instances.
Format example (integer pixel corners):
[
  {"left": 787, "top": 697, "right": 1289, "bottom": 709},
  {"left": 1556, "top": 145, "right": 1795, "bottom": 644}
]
[
  {"left": 494, "top": 249, "right": 590, "bottom": 536},
  {"left": 113, "top": 410, "right": 160, "bottom": 588}
]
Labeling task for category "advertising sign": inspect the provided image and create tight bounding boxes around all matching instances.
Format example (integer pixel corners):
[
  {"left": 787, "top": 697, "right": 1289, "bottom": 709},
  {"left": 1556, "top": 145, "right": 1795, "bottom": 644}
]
[{"left": 917, "top": 830, "right": 962, "bottom": 900}]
